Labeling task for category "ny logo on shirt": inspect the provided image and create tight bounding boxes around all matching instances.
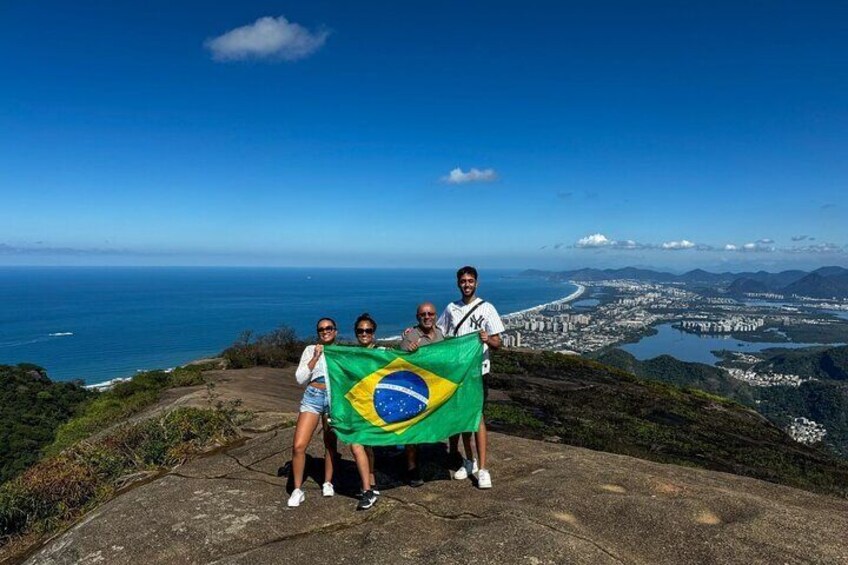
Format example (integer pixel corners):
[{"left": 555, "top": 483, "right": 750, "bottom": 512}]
[{"left": 469, "top": 314, "right": 485, "bottom": 330}]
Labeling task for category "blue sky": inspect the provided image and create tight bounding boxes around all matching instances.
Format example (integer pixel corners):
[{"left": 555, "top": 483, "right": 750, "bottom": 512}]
[{"left": 1, "top": 1, "right": 846, "bottom": 272}]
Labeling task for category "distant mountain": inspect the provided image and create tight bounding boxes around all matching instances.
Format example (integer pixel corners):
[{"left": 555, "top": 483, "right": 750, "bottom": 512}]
[
  {"left": 523, "top": 267, "right": 677, "bottom": 283},
  {"left": 784, "top": 271, "right": 848, "bottom": 299},
  {"left": 727, "top": 277, "right": 770, "bottom": 295},
  {"left": 521, "top": 266, "right": 848, "bottom": 298},
  {"left": 813, "top": 266, "right": 848, "bottom": 278},
  {"left": 677, "top": 268, "right": 734, "bottom": 285}
]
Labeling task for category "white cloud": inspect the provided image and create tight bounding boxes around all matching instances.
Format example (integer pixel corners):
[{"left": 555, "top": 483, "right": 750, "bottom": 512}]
[
  {"left": 721, "top": 239, "right": 776, "bottom": 253},
  {"left": 661, "top": 239, "right": 696, "bottom": 250},
  {"left": 567, "top": 234, "right": 839, "bottom": 254},
  {"left": 572, "top": 234, "right": 647, "bottom": 250},
  {"left": 576, "top": 233, "right": 612, "bottom": 248},
  {"left": 205, "top": 16, "right": 329, "bottom": 62},
  {"left": 442, "top": 167, "right": 498, "bottom": 184},
  {"left": 741, "top": 241, "right": 775, "bottom": 252}
]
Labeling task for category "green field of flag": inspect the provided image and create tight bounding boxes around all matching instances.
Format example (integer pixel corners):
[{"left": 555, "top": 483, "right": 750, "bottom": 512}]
[{"left": 324, "top": 333, "right": 483, "bottom": 445}]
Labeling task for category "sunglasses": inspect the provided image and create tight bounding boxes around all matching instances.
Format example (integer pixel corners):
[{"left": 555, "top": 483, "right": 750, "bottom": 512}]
[
  {"left": 355, "top": 327, "right": 375, "bottom": 335},
  {"left": 317, "top": 325, "right": 336, "bottom": 333},
  {"left": 417, "top": 311, "right": 436, "bottom": 317}
]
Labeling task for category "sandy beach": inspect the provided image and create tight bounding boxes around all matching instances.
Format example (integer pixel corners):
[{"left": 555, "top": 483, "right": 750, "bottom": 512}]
[{"left": 502, "top": 282, "right": 585, "bottom": 320}]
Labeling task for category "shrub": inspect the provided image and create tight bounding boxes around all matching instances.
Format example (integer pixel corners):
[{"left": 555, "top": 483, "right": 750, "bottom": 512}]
[
  {"left": 46, "top": 368, "right": 208, "bottom": 457},
  {"left": 169, "top": 366, "right": 206, "bottom": 388},
  {"left": 0, "top": 365, "right": 94, "bottom": 484},
  {"left": 222, "top": 326, "right": 304, "bottom": 369},
  {"left": 0, "top": 405, "right": 239, "bottom": 546}
]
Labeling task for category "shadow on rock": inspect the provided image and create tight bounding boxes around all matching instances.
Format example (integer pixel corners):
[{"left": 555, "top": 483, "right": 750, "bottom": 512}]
[{"left": 277, "top": 442, "right": 454, "bottom": 498}]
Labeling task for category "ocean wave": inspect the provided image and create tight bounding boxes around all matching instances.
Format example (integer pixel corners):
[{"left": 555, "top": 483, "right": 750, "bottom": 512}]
[
  {"left": 0, "top": 338, "right": 41, "bottom": 348},
  {"left": 84, "top": 377, "right": 132, "bottom": 391},
  {"left": 0, "top": 331, "right": 74, "bottom": 348}
]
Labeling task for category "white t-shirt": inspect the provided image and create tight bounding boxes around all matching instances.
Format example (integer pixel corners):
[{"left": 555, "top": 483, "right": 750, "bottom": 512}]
[
  {"left": 295, "top": 344, "right": 328, "bottom": 385},
  {"left": 437, "top": 297, "right": 505, "bottom": 375}
]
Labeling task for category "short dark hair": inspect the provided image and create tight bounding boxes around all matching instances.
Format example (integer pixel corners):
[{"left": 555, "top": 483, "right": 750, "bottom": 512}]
[
  {"left": 456, "top": 266, "right": 478, "bottom": 280},
  {"left": 354, "top": 312, "right": 377, "bottom": 331},
  {"left": 316, "top": 317, "right": 337, "bottom": 331}
]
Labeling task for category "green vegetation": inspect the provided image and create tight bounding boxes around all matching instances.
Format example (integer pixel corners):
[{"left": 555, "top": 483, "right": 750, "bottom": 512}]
[
  {"left": 222, "top": 326, "right": 304, "bottom": 368},
  {"left": 755, "top": 344, "right": 848, "bottom": 381},
  {"left": 780, "top": 322, "right": 848, "bottom": 344},
  {"left": 0, "top": 365, "right": 93, "bottom": 484},
  {"left": 597, "top": 350, "right": 757, "bottom": 406},
  {"left": 490, "top": 349, "right": 848, "bottom": 498},
  {"left": 597, "top": 347, "right": 848, "bottom": 460},
  {"left": 0, "top": 404, "right": 240, "bottom": 548},
  {"left": 46, "top": 366, "right": 206, "bottom": 456},
  {"left": 486, "top": 403, "right": 545, "bottom": 433},
  {"left": 757, "top": 380, "right": 848, "bottom": 458}
]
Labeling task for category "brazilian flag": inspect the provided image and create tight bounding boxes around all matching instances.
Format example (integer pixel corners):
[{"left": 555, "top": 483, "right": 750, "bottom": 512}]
[{"left": 324, "top": 333, "right": 483, "bottom": 445}]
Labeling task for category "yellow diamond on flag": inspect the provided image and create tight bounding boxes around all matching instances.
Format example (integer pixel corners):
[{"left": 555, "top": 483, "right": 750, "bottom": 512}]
[{"left": 345, "top": 357, "right": 458, "bottom": 434}]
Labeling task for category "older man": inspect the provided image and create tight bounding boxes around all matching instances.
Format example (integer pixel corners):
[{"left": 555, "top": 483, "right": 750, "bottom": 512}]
[
  {"left": 399, "top": 301, "right": 444, "bottom": 352},
  {"left": 398, "top": 301, "right": 445, "bottom": 486}
]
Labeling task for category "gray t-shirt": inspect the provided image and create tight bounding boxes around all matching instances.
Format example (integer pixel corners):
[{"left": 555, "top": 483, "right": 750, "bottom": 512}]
[{"left": 399, "top": 326, "right": 445, "bottom": 351}]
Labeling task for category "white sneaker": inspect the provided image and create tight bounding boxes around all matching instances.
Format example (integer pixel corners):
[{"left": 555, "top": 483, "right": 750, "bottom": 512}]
[
  {"left": 287, "top": 488, "right": 305, "bottom": 507},
  {"left": 322, "top": 482, "right": 335, "bottom": 497},
  {"left": 476, "top": 468, "right": 492, "bottom": 489},
  {"left": 453, "top": 458, "right": 478, "bottom": 480}
]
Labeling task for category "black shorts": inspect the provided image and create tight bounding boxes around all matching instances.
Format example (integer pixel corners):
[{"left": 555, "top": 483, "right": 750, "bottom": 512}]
[{"left": 482, "top": 373, "right": 490, "bottom": 410}]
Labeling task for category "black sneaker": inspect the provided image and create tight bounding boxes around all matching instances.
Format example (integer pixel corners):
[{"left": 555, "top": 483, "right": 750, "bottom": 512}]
[
  {"left": 408, "top": 467, "right": 424, "bottom": 488},
  {"left": 356, "top": 489, "right": 378, "bottom": 511}
]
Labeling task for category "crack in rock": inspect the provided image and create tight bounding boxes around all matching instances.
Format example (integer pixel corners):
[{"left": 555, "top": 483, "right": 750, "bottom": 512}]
[
  {"left": 521, "top": 514, "right": 625, "bottom": 564},
  {"left": 223, "top": 453, "right": 279, "bottom": 479},
  {"left": 379, "top": 495, "right": 487, "bottom": 521},
  {"left": 233, "top": 447, "right": 289, "bottom": 470},
  {"left": 204, "top": 503, "right": 395, "bottom": 564}
]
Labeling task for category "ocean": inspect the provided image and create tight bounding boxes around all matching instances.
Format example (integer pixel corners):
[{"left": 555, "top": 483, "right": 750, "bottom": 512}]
[{"left": 0, "top": 267, "right": 576, "bottom": 384}]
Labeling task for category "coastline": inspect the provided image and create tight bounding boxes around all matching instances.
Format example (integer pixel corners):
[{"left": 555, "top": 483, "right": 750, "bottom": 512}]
[
  {"left": 84, "top": 377, "right": 133, "bottom": 391},
  {"left": 382, "top": 282, "right": 585, "bottom": 341},
  {"left": 503, "top": 282, "right": 585, "bottom": 320}
]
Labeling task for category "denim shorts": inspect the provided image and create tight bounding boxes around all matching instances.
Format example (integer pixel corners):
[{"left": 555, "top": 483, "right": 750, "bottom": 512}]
[{"left": 300, "top": 384, "right": 330, "bottom": 415}]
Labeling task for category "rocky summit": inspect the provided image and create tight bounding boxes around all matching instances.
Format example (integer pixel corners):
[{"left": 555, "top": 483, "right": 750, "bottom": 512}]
[{"left": 21, "top": 365, "right": 848, "bottom": 565}]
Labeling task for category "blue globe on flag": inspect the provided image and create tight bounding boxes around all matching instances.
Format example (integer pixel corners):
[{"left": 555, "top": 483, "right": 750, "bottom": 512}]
[{"left": 374, "top": 370, "right": 429, "bottom": 424}]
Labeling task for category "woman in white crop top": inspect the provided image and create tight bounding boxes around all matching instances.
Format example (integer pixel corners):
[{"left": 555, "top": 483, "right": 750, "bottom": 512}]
[{"left": 287, "top": 317, "right": 340, "bottom": 508}]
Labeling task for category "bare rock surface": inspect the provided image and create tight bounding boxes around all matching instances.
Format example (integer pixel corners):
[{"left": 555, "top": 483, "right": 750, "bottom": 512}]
[
  {"left": 134, "top": 366, "right": 301, "bottom": 433},
  {"left": 25, "top": 368, "right": 848, "bottom": 565}
]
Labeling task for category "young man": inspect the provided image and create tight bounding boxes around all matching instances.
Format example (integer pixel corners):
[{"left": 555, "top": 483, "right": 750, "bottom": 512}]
[
  {"left": 437, "top": 266, "right": 504, "bottom": 489},
  {"left": 399, "top": 301, "right": 445, "bottom": 486}
]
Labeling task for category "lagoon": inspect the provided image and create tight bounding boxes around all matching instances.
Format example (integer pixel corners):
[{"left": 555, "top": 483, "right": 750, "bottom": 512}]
[{"left": 620, "top": 323, "right": 832, "bottom": 365}]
